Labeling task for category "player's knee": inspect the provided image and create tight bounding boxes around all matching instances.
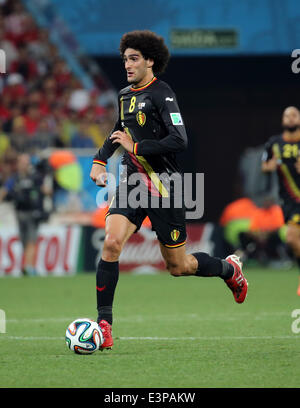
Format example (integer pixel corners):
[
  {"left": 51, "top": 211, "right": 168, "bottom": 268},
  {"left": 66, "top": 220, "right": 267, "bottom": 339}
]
[{"left": 103, "top": 235, "right": 122, "bottom": 259}]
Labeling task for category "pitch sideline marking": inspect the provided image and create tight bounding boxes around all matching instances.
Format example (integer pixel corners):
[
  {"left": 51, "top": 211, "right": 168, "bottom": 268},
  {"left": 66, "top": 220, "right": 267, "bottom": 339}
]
[
  {"left": 5, "top": 311, "right": 293, "bottom": 324},
  {"left": 1, "top": 335, "right": 299, "bottom": 341}
]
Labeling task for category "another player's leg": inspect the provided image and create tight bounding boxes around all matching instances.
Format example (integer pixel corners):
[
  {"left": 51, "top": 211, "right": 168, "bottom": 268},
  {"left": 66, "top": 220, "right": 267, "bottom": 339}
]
[
  {"left": 97, "top": 214, "right": 137, "bottom": 349},
  {"left": 285, "top": 223, "right": 300, "bottom": 295},
  {"left": 159, "top": 243, "right": 248, "bottom": 303}
]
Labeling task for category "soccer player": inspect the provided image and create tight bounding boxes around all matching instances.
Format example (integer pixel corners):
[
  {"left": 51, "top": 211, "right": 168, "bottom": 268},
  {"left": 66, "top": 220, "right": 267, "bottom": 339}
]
[
  {"left": 262, "top": 106, "right": 300, "bottom": 295},
  {"left": 90, "top": 30, "right": 248, "bottom": 349}
]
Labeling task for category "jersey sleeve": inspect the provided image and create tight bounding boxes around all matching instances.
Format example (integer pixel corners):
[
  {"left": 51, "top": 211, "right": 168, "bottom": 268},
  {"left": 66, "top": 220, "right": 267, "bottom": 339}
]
[
  {"left": 93, "top": 98, "right": 122, "bottom": 166},
  {"left": 134, "top": 83, "right": 188, "bottom": 156}
]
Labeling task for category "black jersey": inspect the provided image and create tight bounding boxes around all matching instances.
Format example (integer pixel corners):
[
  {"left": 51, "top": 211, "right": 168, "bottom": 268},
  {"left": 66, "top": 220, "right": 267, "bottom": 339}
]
[
  {"left": 262, "top": 134, "right": 300, "bottom": 204},
  {"left": 93, "top": 77, "right": 188, "bottom": 182}
]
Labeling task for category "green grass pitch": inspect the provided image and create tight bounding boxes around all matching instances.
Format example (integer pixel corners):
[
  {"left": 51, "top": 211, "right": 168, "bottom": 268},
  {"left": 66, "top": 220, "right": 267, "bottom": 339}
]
[{"left": 0, "top": 266, "right": 300, "bottom": 388}]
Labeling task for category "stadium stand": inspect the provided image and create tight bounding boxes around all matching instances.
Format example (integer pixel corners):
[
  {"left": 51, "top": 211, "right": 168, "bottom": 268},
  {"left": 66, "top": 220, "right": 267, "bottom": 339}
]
[{"left": 0, "top": 0, "right": 116, "bottom": 188}]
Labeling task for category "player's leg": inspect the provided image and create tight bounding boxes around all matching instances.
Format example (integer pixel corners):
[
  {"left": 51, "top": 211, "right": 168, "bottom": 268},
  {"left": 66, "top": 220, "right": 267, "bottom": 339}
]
[
  {"left": 285, "top": 223, "right": 300, "bottom": 255},
  {"left": 23, "top": 241, "right": 37, "bottom": 274},
  {"left": 159, "top": 243, "right": 233, "bottom": 278},
  {"left": 159, "top": 243, "right": 248, "bottom": 303},
  {"left": 149, "top": 197, "right": 248, "bottom": 302},
  {"left": 102, "top": 213, "right": 137, "bottom": 261},
  {"left": 17, "top": 214, "right": 38, "bottom": 276},
  {"left": 96, "top": 213, "right": 137, "bottom": 348},
  {"left": 97, "top": 213, "right": 137, "bottom": 321},
  {"left": 285, "top": 222, "right": 300, "bottom": 295}
]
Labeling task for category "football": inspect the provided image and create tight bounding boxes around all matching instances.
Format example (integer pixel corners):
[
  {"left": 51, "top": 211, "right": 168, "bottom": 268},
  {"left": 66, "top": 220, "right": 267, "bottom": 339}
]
[{"left": 65, "top": 318, "right": 104, "bottom": 354}]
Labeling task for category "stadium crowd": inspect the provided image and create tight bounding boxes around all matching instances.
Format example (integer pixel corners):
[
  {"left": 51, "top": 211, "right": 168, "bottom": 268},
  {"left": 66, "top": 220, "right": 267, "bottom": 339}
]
[{"left": 0, "top": 0, "right": 115, "bottom": 187}]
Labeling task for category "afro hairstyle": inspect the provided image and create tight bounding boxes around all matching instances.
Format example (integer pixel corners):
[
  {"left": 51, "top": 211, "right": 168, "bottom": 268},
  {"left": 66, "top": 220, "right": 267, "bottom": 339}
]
[{"left": 120, "top": 30, "right": 170, "bottom": 75}]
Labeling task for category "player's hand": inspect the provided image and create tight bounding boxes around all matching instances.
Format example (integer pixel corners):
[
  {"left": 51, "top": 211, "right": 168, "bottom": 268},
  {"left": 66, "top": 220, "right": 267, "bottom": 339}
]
[
  {"left": 110, "top": 130, "right": 134, "bottom": 153},
  {"left": 90, "top": 163, "right": 107, "bottom": 187},
  {"left": 295, "top": 156, "right": 300, "bottom": 174},
  {"left": 261, "top": 155, "right": 278, "bottom": 172}
]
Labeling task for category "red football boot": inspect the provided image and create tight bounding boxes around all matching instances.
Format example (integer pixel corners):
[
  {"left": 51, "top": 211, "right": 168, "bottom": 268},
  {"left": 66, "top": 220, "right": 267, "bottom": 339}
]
[
  {"left": 98, "top": 319, "right": 113, "bottom": 350},
  {"left": 224, "top": 254, "right": 248, "bottom": 304}
]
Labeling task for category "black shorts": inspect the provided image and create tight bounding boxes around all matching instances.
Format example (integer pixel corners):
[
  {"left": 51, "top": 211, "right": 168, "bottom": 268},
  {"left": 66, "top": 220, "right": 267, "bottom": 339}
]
[
  {"left": 106, "top": 178, "right": 187, "bottom": 248},
  {"left": 282, "top": 201, "right": 300, "bottom": 226},
  {"left": 16, "top": 211, "right": 39, "bottom": 246}
]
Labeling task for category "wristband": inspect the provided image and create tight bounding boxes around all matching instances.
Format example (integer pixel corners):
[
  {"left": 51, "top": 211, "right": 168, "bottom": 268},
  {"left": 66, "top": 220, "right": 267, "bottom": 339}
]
[{"left": 93, "top": 159, "right": 107, "bottom": 167}]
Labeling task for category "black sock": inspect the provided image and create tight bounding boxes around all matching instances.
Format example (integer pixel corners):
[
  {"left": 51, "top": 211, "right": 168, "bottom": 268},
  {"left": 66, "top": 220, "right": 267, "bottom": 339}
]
[
  {"left": 192, "top": 252, "right": 234, "bottom": 280},
  {"left": 96, "top": 259, "right": 119, "bottom": 325}
]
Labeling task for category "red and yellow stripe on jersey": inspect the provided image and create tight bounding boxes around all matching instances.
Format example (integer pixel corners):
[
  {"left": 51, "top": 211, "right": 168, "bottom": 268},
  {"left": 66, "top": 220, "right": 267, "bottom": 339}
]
[
  {"left": 130, "top": 77, "right": 157, "bottom": 92},
  {"left": 273, "top": 143, "right": 300, "bottom": 203},
  {"left": 277, "top": 164, "right": 300, "bottom": 202},
  {"left": 133, "top": 143, "right": 138, "bottom": 155},
  {"left": 125, "top": 127, "right": 169, "bottom": 198}
]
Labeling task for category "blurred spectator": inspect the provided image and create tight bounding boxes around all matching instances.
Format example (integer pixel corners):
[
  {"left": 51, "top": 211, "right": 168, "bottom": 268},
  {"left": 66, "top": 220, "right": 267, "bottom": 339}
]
[
  {"left": 0, "top": 92, "right": 13, "bottom": 122},
  {"left": 0, "top": 27, "right": 18, "bottom": 70},
  {"left": 0, "top": 147, "right": 18, "bottom": 187},
  {"left": 27, "top": 29, "right": 54, "bottom": 76},
  {"left": 71, "top": 122, "right": 96, "bottom": 148},
  {"left": 2, "top": 72, "right": 26, "bottom": 99},
  {"left": 26, "top": 89, "right": 49, "bottom": 116},
  {"left": 8, "top": 119, "right": 23, "bottom": 153},
  {"left": 10, "top": 42, "right": 38, "bottom": 82},
  {"left": 87, "top": 89, "right": 107, "bottom": 118},
  {"left": 52, "top": 57, "right": 72, "bottom": 93},
  {"left": 46, "top": 103, "right": 66, "bottom": 137},
  {"left": 0, "top": 153, "right": 53, "bottom": 275},
  {"left": 27, "top": 28, "right": 51, "bottom": 59},
  {"left": 4, "top": 1, "right": 38, "bottom": 46},
  {"left": 0, "top": 0, "right": 115, "bottom": 179},
  {"left": 4, "top": 1, "right": 28, "bottom": 44},
  {"left": 0, "top": 120, "right": 10, "bottom": 157},
  {"left": 18, "top": 14, "right": 39, "bottom": 44},
  {"left": 58, "top": 109, "right": 79, "bottom": 146},
  {"left": 79, "top": 108, "right": 106, "bottom": 147},
  {"left": 2, "top": 102, "right": 22, "bottom": 132},
  {"left": 33, "top": 117, "right": 60, "bottom": 150},
  {"left": 22, "top": 103, "right": 40, "bottom": 135},
  {"left": 69, "top": 87, "right": 90, "bottom": 112}
]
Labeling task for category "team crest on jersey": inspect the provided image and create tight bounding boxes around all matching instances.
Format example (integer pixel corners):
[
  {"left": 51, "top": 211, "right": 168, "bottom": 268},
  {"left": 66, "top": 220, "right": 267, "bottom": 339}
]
[
  {"left": 170, "top": 229, "right": 180, "bottom": 242},
  {"left": 136, "top": 111, "right": 146, "bottom": 127}
]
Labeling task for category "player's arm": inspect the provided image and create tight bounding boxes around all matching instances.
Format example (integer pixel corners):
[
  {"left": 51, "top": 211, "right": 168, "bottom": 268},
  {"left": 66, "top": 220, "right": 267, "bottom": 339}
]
[
  {"left": 295, "top": 156, "right": 300, "bottom": 174},
  {"left": 134, "top": 85, "right": 188, "bottom": 156},
  {"left": 261, "top": 156, "right": 277, "bottom": 172},
  {"left": 0, "top": 186, "right": 8, "bottom": 202},
  {"left": 0, "top": 177, "right": 14, "bottom": 202},
  {"left": 40, "top": 174, "right": 53, "bottom": 196},
  {"left": 90, "top": 100, "right": 122, "bottom": 186},
  {"left": 261, "top": 141, "right": 277, "bottom": 172}
]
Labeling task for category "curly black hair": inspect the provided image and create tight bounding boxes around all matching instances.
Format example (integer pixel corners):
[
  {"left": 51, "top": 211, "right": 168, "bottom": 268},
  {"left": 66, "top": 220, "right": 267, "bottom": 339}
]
[{"left": 119, "top": 30, "right": 170, "bottom": 75}]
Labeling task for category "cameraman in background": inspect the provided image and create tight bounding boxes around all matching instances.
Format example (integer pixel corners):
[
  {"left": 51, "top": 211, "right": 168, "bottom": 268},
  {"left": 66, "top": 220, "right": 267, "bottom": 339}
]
[{"left": 0, "top": 153, "right": 53, "bottom": 275}]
